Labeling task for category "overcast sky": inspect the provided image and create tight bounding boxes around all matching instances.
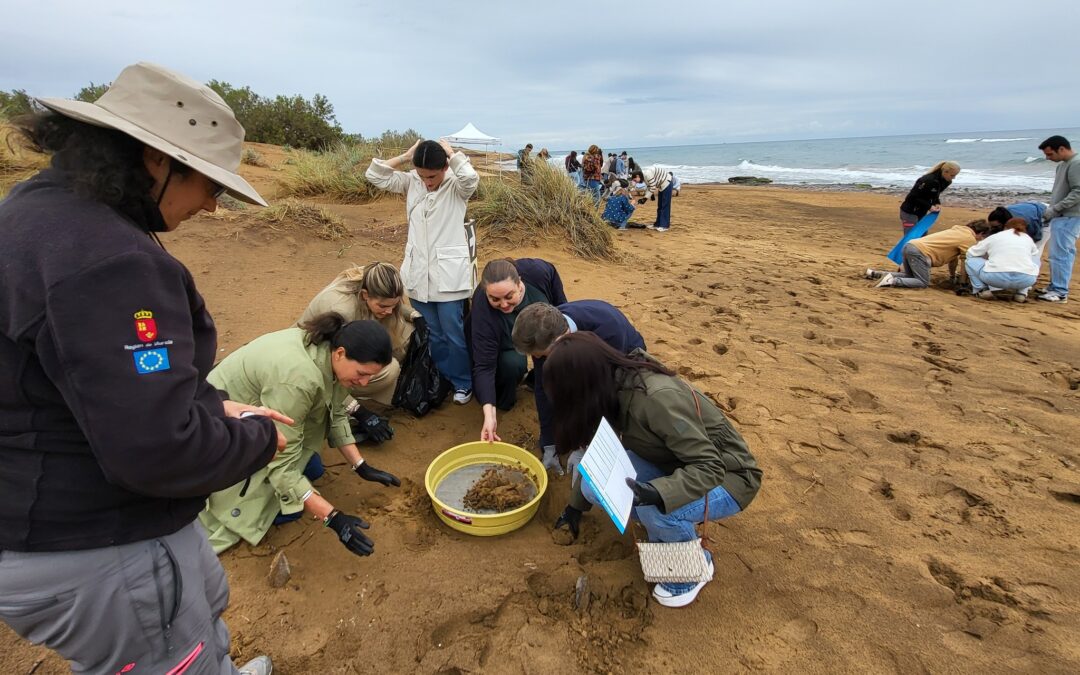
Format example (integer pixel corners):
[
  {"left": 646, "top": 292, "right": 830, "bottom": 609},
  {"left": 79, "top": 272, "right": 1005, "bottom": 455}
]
[{"left": 2, "top": 1, "right": 1076, "bottom": 150}]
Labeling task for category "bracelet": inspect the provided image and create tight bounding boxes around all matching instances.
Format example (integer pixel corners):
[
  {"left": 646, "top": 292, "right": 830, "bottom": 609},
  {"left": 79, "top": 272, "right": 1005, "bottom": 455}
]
[
  {"left": 352, "top": 458, "right": 365, "bottom": 471},
  {"left": 322, "top": 509, "right": 339, "bottom": 527}
]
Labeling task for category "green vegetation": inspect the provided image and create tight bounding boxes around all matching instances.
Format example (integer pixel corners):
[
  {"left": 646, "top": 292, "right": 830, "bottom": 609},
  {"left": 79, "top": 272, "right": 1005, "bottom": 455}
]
[
  {"left": 208, "top": 81, "right": 344, "bottom": 151},
  {"left": 241, "top": 147, "right": 267, "bottom": 167},
  {"left": 275, "top": 131, "right": 418, "bottom": 203},
  {"left": 0, "top": 89, "right": 34, "bottom": 119},
  {"left": 253, "top": 199, "right": 347, "bottom": 240}
]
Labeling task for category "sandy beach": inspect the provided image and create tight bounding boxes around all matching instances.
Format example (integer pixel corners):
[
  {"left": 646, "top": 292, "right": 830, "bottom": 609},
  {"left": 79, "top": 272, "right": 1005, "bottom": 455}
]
[{"left": 5, "top": 145, "right": 1079, "bottom": 674}]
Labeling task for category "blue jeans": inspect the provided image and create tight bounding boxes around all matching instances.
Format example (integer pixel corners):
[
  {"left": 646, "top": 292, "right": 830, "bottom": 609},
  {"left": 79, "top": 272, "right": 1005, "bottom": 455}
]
[
  {"left": 586, "top": 179, "right": 602, "bottom": 206},
  {"left": 410, "top": 298, "right": 472, "bottom": 391},
  {"left": 273, "top": 453, "right": 325, "bottom": 525},
  {"left": 655, "top": 181, "right": 673, "bottom": 228},
  {"left": 965, "top": 257, "right": 1037, "bottom": 293},
  {"left": 606, "top": 213, "right": 631, "bottom": 229},
  {"left": 1047, "top": 216, "right": 1080, "bottom": 296}
]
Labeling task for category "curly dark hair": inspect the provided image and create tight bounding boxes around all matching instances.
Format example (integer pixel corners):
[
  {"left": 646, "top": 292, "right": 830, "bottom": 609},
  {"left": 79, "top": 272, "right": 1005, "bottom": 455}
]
[{"left": 12, "top": 110, "right": 191, "bottom": 232}]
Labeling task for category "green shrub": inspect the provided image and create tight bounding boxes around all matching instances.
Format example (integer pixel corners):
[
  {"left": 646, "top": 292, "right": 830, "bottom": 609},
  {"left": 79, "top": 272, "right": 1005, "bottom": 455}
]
[
  {"left": 471, "top": 161, "right": 615, "bottom": 260},
  {"left": 74, "top": 82, "right": 110, "bottom": 102},
  {"left": 276, "top": 143, "right": 382, "bottom": 203},
  {"left": 241, "top": 147, "right": 267, "bottom": 167},
  {"left": 208, "top": 81, "right": 344, "bottom": 151},
  {"left": 0, "top": 89, "right": 34, "bottom": 119}
]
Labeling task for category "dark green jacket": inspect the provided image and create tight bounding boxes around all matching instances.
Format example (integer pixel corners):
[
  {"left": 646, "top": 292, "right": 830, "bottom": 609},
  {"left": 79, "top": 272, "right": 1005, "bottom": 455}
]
[{"left": 570, "top": 362, "right": 761, "bottom": 513}]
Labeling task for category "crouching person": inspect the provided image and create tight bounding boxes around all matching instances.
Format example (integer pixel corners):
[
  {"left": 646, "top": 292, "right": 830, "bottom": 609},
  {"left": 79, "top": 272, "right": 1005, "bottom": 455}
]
[
  {"left": 868, "top": 219, "right": 990, "bottom": 289},
  {"left": 546, "top": 334, "right": 762, "bottom": 607},
  {"left": 200, "top": 314, "right": 401, "bottom": 557},
  {"left": 965, "top": 217, "right": 1039, "bottom": 301}
]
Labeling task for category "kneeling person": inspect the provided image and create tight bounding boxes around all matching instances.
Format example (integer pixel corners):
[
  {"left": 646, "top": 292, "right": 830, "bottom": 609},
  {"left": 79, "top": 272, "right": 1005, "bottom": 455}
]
[{"left": 869, "top": 219, "right": 990, "bottom": 289}]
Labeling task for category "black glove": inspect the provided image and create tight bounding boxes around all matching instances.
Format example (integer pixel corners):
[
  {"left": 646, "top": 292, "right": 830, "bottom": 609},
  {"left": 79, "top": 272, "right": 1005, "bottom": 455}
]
[
  {"left": 355, "top": 460, "right": 401, "bottom": 487},
  {"left": 350, "top": 407, "right": 394, "bottom": 443},
  {"left": 554, "top": 505, "right": 582, "bottom": 540},
  {"left": 411, "top": 314, "right": 428, "bottom": 336},
  {"left": 625, "top": 478, "right": 664, "bottom": 508},
  {"left": 636, "top": 198, "right": 647, "bottom": 205},
  {"left": 649, "top": 194, "right": 656, "bottom": 201},
  {"left": 326, "top": 511, "right": 374, "bottom": 557}
]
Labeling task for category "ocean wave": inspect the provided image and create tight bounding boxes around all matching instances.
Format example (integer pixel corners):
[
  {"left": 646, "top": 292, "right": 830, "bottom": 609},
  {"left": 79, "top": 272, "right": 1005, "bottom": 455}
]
[
  {"left": 945, "top": 138, "right": 980, "bottom": 143},
  {"left": 1024, "top": 156, "right": 1044, "bottom": 163},
  {"left": 945, "top": 137, "right": 1032, "bottom": 143}
]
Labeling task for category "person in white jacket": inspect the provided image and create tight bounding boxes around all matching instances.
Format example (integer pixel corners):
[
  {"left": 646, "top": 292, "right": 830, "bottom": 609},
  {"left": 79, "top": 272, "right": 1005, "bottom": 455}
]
[
  {"left": 365, "top": 139, "right": 479, "bottom": 403},
  {"left": 964, "top": 217, "right": 1039, "bottom": 302}
]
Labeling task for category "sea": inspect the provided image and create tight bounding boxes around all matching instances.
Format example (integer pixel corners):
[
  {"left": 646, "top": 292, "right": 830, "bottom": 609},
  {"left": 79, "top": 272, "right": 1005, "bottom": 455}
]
[{"left": 549, "top": 127, "right": 1080, "bottom": 196}]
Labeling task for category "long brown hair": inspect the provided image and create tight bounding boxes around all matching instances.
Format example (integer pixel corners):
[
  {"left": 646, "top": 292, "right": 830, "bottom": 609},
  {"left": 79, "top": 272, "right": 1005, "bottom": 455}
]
[
  {"left": 543, "top": 332, "right": 673, "bottom": 453},
  {"left": 1004, "top": 217, "right": 1028, "bottom": 235},
  {"left": 336, "top": 262, "right": 412, "bottom": 334}
]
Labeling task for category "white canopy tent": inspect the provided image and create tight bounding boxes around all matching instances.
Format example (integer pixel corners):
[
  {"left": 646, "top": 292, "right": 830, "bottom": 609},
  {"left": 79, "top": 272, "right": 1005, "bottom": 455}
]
[{"left": 445, "top": 122, "right": 503, "bottom": 174}]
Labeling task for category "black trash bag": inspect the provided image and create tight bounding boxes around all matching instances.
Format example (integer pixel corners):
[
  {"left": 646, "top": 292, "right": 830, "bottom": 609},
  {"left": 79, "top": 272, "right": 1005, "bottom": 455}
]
[{"left": 392, "top": 318, "right": 452, "bottom": 417}]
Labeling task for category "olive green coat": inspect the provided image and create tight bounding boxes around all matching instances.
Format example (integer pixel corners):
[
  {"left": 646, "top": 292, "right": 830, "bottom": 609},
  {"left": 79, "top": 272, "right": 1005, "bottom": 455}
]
[
  {"left": 570, "top": 360, "right": 762, "bottom": 514},
  {"left": 199, "top": 328, "right": 355, "bottom": 552}
]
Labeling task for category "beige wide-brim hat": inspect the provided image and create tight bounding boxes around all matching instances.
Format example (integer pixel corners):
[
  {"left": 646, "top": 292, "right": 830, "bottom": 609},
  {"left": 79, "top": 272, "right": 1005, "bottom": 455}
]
[{"left": 37, "top": 61, "right": 267, "bottom": 206}]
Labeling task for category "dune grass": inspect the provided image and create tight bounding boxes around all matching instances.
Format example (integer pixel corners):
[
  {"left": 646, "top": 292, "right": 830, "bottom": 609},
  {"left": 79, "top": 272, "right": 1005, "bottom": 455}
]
[
  {"left": 0, "top": 124, "right": 49, "bottom": 198},
  {"left": 275, "top": 142, "right": 382, "bottom": 203},
  {"left": 253, "top": 198, "right": 347, "bottom": 240},
  {"left": 471, "top": 161, "right": 615, "bottom": 260}
]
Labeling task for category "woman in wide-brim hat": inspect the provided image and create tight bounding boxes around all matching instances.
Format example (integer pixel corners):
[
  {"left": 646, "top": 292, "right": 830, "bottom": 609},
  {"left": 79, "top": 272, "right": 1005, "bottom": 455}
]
[{"left": 0, "top": 62, "right": 281, "bottom": 675}]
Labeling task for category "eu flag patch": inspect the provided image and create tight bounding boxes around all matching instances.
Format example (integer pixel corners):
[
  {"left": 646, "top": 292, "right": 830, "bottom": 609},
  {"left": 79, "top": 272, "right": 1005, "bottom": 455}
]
[{"left": 134, "top": 348, "right": 171, "bottom": 374}]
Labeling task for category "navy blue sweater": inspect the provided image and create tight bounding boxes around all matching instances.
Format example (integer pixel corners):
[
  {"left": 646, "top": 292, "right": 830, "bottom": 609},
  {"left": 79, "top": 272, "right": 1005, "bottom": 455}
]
[
  {"left": 534, "top": 300, "right": 645, "bottom": 447},
  {"left": 0, "top": 171, "right": 276, "bottom": 551},
  {"left": 469, "top": 258, "right": 567, "bottom": 407}
]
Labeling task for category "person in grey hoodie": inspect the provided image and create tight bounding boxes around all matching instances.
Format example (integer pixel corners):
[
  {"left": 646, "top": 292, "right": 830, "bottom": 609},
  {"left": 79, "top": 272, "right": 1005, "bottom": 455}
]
[{"left": 1036, "top": 135, "right": 1080, "bottom": 303}]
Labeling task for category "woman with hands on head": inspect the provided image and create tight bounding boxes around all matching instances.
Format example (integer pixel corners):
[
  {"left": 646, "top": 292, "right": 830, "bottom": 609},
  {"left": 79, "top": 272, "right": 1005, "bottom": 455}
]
[
  {"left": 199, "top": 313, "right": 401, "bottom": 559},
  {"left": 545, "top": 333, "right": 761, "bottom": 608},
  {"left": 365, "top": 137, "right": 479, "bottom": 406}
]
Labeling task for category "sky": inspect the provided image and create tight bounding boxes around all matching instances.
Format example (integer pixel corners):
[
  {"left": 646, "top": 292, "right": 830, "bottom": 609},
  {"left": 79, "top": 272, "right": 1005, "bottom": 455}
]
[{"left": 2, "top": 1, "right": 1077, "bottom": 150}]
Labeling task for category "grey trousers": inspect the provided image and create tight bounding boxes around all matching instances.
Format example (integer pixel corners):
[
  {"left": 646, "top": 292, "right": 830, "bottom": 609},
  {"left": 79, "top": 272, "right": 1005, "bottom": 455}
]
[
  {"left": 891, "top": 242, "right": 933, "bottom": 288},
  {"left": 0, "top": 522, "right": 240, "bottom": 674}
]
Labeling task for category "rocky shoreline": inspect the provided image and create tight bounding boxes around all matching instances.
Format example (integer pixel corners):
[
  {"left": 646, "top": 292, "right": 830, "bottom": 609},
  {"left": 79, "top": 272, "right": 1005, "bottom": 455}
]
[{"left": 697, "top": 180, "right": 1049, "bottom": 210}]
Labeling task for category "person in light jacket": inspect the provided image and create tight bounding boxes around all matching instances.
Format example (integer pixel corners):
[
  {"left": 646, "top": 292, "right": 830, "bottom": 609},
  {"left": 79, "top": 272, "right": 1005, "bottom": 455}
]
[
  {"left": 200, "top": 314, "right": 401, "bottom": 556},
  {"left": 301, "top": 262, "right": 420, "bottom": 442},
  {"left": 366, "top": 138, "right": 479, "bottom": 404},
  {"left": 965, "top": 218, "right": 1039, "bottom": 302},
  {"left": 632, "top": 166, "right": 675, "bottom": 231},
  {"left": 546, "top": 333, "right": 761, "bottom": 608}
]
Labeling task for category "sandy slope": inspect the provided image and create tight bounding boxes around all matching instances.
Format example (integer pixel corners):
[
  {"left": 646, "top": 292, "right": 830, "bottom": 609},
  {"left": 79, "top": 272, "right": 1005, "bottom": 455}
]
[{"left": 4, "top": 154, "right": 1079, "bottom": 674}]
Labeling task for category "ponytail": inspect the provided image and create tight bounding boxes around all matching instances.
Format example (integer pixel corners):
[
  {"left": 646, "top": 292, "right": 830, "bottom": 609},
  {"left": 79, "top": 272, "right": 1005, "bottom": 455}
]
[
  {"left": 1005, "top": 217, "right": 1028, "bottom": 236},
  {"left": 300, "top": 312, "right": 392, "bottom": 365}
]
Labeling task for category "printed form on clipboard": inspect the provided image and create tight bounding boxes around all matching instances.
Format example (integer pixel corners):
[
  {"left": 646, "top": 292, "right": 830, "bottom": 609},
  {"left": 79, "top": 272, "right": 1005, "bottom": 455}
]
[{"left": 577, "top": 417, "right": 637, "bottom": 533}]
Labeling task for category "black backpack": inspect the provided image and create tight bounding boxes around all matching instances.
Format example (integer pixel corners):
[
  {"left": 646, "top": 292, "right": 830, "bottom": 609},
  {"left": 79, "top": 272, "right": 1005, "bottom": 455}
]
[{"left": 392, "top": 319, "right": 452, "bottom": 416}]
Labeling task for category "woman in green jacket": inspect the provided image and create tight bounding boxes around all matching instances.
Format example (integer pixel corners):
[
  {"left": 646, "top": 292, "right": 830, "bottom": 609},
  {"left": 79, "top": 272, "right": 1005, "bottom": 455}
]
[
  {"left": 300, "top": 262, "right": 421, "bottom": 442},
  {"left": 200, "top": 313, "right": 401, "bottom": 557},
  {"left": 545, "top": 333, "right": 762, "bottom": 607}
]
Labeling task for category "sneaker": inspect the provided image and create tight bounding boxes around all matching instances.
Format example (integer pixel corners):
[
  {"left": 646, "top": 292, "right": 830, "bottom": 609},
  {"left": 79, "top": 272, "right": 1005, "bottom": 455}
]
[
  {"left": 453, "top": 388, "right": 473, "bottom": 405},
  {"left": 864, "top": 268, "right": 886, "bottom": 280},
  {"left": 654, "top": 227, "right": 670, "bottom": 232},
  {"left": 976, "top": 290, "right": 994, "bottom": 300},
  {"left": 875, "top": 273, "right": 895, "bottom": 288},
  {"left": 645, "top": 224, "right": 656, "bottom": 230},
  {"left": 651, "top": 557, "right": 715, "bottom": 608},
  {"left": 1013, "top": 293, "right": 1028, "bottom": 303},
  {"left": 238, "top": 656, "right": 272, "bottom": 675},
  {"left": 1037, "top": 291, "right": 1068, "bottom": 303}
]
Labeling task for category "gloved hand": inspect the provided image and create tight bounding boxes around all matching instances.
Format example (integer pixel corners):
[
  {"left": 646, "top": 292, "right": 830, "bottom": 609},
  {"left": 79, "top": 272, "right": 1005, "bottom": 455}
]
[
  {"left": 554, "top": 505, "right": 582, "bottom": 540},
  {"left": 355, "top": 460, "right": 401, "bottom": 487},
  {"left": 326, "top": 511, "right": 374, "bottom": 557},
  {"left": 566, "top": 449, "right": 585, "bottom": 487},
  {"left": 350, "top": 407, "right": 394, "bottom": 443},
  {"left": 625, "top": 478, "right": 664, "bottom": 508},
  {"left": 541, "top": 445, "right": 563, "bottom": 475},
  {"left": 649, "top": 194, "right": 656, "bottom": 201},
  {"left": 636, "top": 198, "right": 647, "bottom": 205},
  {"left": 411, "top": 314, "right": 428, "bottom": 336}
]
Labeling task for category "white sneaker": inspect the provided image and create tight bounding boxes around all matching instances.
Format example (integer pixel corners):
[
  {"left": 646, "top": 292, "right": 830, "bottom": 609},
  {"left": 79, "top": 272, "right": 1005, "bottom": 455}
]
[
  {"left": 1013, "top": 293, "right": 1028, "bottom": 303},
  {"left": 453, "top": 388, "right": 473, "bottom": 405},
  {"left": 864, "top": 268, "right": 885, "bottom": 280},
  {"left": 875, "top": 273, "right": 895, "bottom": 288},
  {"left": 651, "top": 558, "right": 714, "bottom": 608},
  {"left": 1037, "top": 291, "right": 1068, "bottom": 303},
  {"left": 238, "top": 656, "right": 272, "bottom": 675},
  {"left": 654, "top": 227, "right": 670, "bottom": 232}
]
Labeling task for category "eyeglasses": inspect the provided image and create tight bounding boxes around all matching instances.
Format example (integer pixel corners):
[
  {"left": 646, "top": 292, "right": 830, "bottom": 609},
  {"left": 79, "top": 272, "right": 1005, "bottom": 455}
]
[{"left": 210, "top": 181, "right": 227, "bottom": 200}]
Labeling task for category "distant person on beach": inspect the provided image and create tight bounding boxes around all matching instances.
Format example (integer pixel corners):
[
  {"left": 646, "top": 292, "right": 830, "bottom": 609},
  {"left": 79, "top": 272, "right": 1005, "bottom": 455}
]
[
  {"left": 868, "top": 219, "right": 990, "bottom": 289},
  {"left": 512, "top": 301, "right": 646, "bottom": 474},
  {"left": 565, "top": 150, "right": 583, "bottom": 188},
  {"left": 964, "top": 218, "right": 1039, "bottom": 302},
  {"left": 1034, "top": 135, "right": 1080, "bottom": 303},
  {"left": 602, "top": 185, "right": 637, "bottom": 230},
  {"left": 899, "top": 161, "right": 960, "bottom": 233},
  {"left": 582, "top": 145, "right": 604, "bottom": 205},
  {"left": 632, "top": 166, "right": 676, "bottom": 232},
  {"left": 987, "top": 202, "right": 1049, "bottom": 300},
  {"left": 545, "top": 334, "right": 761, "bottom": 608},
  {"left": 615, "top": 152, "right": 627, "bottom": 178},
  {"left": 0, "top": 62, "right": 279, "bottom": 675},
  {"left": 365, "top": 138, "right": 479, "bottom": 405},
  {"left": 536, "top": 147, "right": 551, "bottom": 163},
  {"left": 200, "top": 315, "right": 400, "bottom": 556},
  {"left": 468, "top": 258, "right": 567, "bottom": 445},
  {"left": 517, "top": 143, "right": 533, "bottom": 172},
  {"left": 671, "top": 174, "right": 682, "bottom": 197},
  {"left": 300, "top": 262, "right": 421, "bottom": 439}
]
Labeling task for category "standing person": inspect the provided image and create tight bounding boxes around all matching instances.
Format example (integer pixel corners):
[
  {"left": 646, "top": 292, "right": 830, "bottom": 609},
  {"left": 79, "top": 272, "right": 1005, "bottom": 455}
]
[
  {"left": 0, "top": 62, "right": 280, "bottom": 675},
  {"left": 868, "top": 219, "right": 990, "bottom": 289},
  {"left": 517, "top": 143, "right": 534, "bottom": 179},
  {"left": 469, "top": 258, "right": 567, "bottom": 444},
  {"left": 616, "top": 151, "right": 628, "bottom": 178},
  {"left": 536, "top": 148, "right": 551, "bottom": 163},
  {"left": 200, "top": 315, "right": 401, "bottom": 554},
  {"left": 899, "top": 161, "right": 960, "bottom": 234},
  {"left": 565, "top": 150, "right": 583, "bottom": 188},
  {"left": 964, "top": 218, "right": 1039, "bottom": 301},
  {"left": 632, "top": 166, "right": 675, "bottom": 232},
  {"left": 545, "top": 334, "right": 761, "bottom": 607},
  {"left": 511, "top": 301, "right": 645, "bottom": 474},
  {"left": 365, "top": 138, "right": 478, "bottom": 403},
  {"left": 582, "top": 145, "right": 604, "bottom": 205},
  {"left": 1035, "top": 136, "right": 1080, "bottom": 303},
  {"left": 300, "top": 262, "right": 420, "bottom": 441},
  {"left": 987, "top": 202, "right": 1049, "bottom": 300}
]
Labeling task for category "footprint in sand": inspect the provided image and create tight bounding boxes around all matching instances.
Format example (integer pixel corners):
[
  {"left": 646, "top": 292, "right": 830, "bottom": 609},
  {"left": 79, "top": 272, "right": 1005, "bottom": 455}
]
[
  {"left": 927, "top": 481, "right": 1018, "bottom": 537},
  {"left": 738, "top": 617, "right": 819, "bottom": 670},
  {"left": 868, "top": 477, "right": 913, "bottom": 522},
  {"left": 801, "top": 527, "right": 877, "bottom": 549},
  {"left": 712, "top": 343, "right": 729, "bottom": 356}
]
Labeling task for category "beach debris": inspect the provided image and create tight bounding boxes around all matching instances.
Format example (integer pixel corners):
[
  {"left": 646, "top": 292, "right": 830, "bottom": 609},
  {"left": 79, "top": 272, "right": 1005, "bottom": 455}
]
[
  {"left": 463, "top": 466, "right": 534, "bottom": 512},
  {"left": 727, "top": 176, "right": 773, "bottom": 185},
  {"left": 268, "top": 551, "right": 291, "bottom": 588},
  {"left": 886, "top": 430, "right": 922, "bottom": 444},
  {"left": 574, "top": 574, "right": 591, "bottom": 613}
]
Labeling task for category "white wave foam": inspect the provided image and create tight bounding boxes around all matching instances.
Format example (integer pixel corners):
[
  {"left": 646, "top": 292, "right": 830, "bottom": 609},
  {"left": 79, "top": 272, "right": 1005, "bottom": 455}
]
[
  {"left": 980, "top": 137, "right": 1033, "bottom": 143},
  {"left": 946, "top": 138, "right": 980, "bottom": 143},
  {"left": 1025, "top": 156, "right": 1043, "bottom": 164}
]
